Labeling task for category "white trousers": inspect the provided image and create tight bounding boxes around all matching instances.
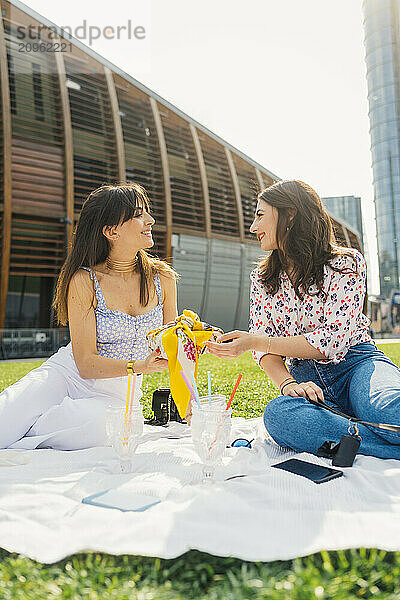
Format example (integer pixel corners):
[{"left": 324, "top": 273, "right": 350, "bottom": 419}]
[{"left": 0, "top": 343, "right": 143, "bottom": 450}]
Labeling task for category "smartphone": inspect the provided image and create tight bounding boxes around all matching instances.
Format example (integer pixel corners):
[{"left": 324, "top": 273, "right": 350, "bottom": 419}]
[{"left": 272, "top": 458, "right": 343, "bottom": 484}]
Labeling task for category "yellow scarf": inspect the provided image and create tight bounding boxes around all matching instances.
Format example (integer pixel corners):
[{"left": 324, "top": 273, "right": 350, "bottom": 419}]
[{"left": 148, "top": 310, "right": 221, "bottom": 418}]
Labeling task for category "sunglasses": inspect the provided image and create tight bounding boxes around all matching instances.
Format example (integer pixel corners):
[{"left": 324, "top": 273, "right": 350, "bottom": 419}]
[{"left": 230, "top": 437, "right": 254, "bottom": 448}]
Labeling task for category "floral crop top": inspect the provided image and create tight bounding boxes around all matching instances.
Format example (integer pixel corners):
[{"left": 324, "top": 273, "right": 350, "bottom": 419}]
[{"left": 81, "top": 267, "right": 164, "bottom": 361}]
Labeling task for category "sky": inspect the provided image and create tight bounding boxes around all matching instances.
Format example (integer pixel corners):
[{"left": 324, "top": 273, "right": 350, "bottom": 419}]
[{"left": 18, "top": 0, "right": 379, "bottom": 293}]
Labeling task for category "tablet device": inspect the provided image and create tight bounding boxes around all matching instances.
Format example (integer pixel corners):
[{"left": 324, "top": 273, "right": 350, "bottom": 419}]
[{"left": 272, "top": 458, "right": 343, "bottom": 484}]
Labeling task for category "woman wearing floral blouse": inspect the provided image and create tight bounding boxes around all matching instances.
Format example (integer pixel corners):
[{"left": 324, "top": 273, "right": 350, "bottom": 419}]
[{"left": 205, "top": 180, "right": 399, "bottom": 459}]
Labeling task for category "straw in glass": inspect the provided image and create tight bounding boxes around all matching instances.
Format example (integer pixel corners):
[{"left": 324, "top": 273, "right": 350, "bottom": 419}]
[
  {"left": 226, "top": 374, "right": 243, "bottom": 411},
  {"left": 123, "top": 372, "right": 136, "bottom": 446},
  {"left": 180, "top": 370, "right": 201, "bottom": 409},
  {"left": 190, "top": 372, "right": 201, "bottom": 407}
]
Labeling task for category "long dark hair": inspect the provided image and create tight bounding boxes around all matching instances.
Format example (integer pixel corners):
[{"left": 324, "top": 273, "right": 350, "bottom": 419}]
[
  {"left": 256, "top": 180, "right": 358, "bottom": 300},
  {"left": 53, "top": 183, "right": 177, "bottom": 325}
]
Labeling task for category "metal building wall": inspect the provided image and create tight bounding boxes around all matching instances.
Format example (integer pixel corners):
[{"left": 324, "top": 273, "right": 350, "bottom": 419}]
[{"left": 172, "top": 234, "right": 261, "bottom": 331}]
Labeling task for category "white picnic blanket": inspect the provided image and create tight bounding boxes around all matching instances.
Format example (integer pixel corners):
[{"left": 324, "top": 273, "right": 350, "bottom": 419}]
[{"left": 0, "top": 417, "right": 399, "bottom": 564}]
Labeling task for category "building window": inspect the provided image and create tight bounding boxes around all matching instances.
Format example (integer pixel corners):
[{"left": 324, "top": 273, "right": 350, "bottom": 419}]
[
  {"left": 7, "top": 52, "right": 16, "bottom": 115},
  {"left": 32, "top": 62, "right": 44, "bottom": 121}
]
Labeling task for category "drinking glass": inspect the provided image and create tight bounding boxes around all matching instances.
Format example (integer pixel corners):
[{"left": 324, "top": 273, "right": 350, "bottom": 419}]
[
  {"left": 105, "top": 405, "right": 144, "bottom": 473},
  {"left": 191, "top": 396, "right": 232, "bottom": 483}
]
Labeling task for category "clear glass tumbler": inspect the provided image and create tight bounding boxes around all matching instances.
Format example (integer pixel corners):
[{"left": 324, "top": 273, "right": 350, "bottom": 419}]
[
  {"left": 191, "top": 396, "right": 232, "bottom": 483},
  {"left": 105, "top": 405, "right": 144, "bottom": 473}
]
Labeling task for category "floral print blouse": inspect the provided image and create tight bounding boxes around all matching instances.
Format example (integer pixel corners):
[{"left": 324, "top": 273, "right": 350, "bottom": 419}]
[{"left": 249, "top": 247, "right": 372, "bottom": 366}]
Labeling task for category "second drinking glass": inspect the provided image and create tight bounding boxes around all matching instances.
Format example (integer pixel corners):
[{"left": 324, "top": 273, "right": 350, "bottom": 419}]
[
  {"left": 105, "top": 405, "right": 144, "bottom": 473},
  {"left": 191, "top": 395, "right": 232, "bottom": 483}
]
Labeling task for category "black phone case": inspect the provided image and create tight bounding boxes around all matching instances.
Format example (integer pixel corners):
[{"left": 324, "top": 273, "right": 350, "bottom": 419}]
[{"left": 272, "top": 458, "right": 343, "bottom": 484}]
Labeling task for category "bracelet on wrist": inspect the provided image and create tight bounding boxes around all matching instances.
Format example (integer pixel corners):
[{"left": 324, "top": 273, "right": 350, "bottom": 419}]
[
  {"left": 126, "top": 360, "right": 136, "bottom": 375},
  {"left": 280, "top": 378, "right": 296, "bottom": 394},
  {"left": 127, "top": 360, "right": 143, "bottom": 376},
  {"left": 280, "top": 376, "right": 293, "bottom": 388},
  {"left": 266, "top": 337, "right": 272, "bottom": 355}
]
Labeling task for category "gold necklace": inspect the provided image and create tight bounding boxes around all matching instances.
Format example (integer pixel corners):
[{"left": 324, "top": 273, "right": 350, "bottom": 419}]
[{"left": 106, "top": 256, "right": 137, "bottom": 272}]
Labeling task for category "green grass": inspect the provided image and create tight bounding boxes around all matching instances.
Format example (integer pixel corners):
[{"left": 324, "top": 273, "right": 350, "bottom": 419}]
[{"left": 0, "top": 345, "right": 399, "bottom": 599}]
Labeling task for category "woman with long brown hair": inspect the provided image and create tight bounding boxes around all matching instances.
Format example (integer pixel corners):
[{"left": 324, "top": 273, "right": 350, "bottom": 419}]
[
  {"left": 0, "top": 183, "right": 177, "bottom": 450},
  {"left": 205, "top": 180, "right": 400, "bottom": 460}
]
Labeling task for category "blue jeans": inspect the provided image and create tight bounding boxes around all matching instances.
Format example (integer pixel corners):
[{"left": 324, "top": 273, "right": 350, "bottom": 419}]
[{"left": 263, "top": 342, "right": 400, "bottom": 460}]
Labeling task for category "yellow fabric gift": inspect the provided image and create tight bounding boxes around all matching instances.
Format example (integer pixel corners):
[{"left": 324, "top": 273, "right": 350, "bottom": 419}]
[{"left": 146, "top": 310, "right": 223, "bottom": 418}]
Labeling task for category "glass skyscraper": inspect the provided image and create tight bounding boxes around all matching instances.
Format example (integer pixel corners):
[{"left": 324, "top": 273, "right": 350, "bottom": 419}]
[
  {"left": 363, "top": 0, "right": 400, "bottom": 296},
  {"left": 322, "top": 196, "right": 364, "bottom": 246}
]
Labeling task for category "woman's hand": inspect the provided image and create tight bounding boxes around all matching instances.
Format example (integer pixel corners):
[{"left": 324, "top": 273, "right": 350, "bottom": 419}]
[
  {"left": 204, "top": 330, "right": 256, "bottom": 359},
  {"left": 136, "top": 349, "right": 168, "bottom": 374},
  {"left": 281, "top": 380, "right": 325, "bottom": 403}
]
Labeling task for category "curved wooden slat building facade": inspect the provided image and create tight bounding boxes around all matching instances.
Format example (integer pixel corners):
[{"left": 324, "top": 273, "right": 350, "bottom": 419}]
[{"left": 0, "top": 0, "right": 362, "bottom": 331}]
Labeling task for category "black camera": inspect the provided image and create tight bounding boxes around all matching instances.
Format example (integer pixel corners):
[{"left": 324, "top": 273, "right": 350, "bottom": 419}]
[{"left": 144, "top": 388, "right": 187, "bottom": 426}]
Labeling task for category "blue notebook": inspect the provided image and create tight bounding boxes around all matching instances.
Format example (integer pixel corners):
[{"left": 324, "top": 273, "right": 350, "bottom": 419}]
[{"left": 82, "top": 489, "right": 162, "bottom": 512}]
